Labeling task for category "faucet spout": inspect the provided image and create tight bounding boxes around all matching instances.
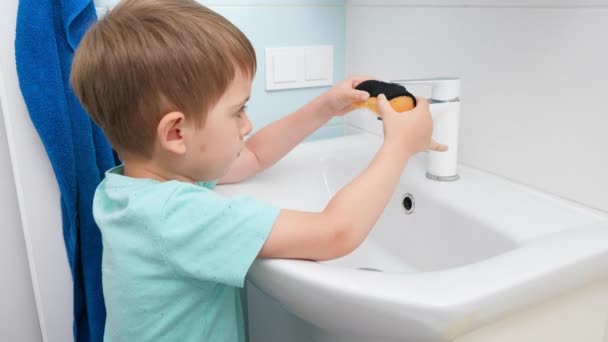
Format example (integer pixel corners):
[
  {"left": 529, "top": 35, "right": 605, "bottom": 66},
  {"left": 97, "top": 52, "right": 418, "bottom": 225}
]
[{"left": 391, "top": 78, "right": 461, "bottom": 181}]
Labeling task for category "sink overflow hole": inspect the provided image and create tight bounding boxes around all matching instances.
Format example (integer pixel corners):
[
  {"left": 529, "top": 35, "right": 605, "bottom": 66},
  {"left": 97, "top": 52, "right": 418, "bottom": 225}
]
[
  {"left": 357, "top": 267, "right": 383, "bottom": 272},
  {"left": 402, "top": 193, "right": 415, "bottom": 214}
]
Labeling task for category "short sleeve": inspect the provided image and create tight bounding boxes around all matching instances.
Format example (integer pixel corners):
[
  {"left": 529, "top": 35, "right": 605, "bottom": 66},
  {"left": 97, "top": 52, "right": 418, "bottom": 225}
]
[
  {"left": 199, "top": 180, "right": 218, "bottom": 190},
  {"left": 155, "top": 184, "right": 279, "bottom": 288}
]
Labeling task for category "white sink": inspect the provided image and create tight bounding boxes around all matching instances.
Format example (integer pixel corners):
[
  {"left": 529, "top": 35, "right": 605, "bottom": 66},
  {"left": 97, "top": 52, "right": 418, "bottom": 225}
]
[{"left": 216, "top": 133, "right": 608, "bottom": 342}]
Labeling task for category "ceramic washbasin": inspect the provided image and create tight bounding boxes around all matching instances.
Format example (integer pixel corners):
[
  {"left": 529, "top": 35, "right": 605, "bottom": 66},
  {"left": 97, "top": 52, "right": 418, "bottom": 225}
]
[{"left": 216, "top": 133, "right": 608, "bottom": 342}]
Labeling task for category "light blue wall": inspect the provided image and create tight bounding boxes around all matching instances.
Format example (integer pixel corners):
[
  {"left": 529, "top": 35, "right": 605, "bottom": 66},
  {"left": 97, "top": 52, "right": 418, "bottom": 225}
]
[
  {"left": 95, "top": 0, "right": 347, "bottom": 141},
  {"left": 209, "top": 1, "right": 346, "bottom": 141}
]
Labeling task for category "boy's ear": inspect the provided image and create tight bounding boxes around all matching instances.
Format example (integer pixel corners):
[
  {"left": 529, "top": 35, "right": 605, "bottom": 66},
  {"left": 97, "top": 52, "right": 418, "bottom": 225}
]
[{"left": 157, "top": 111, "right": 189, "bottom": 155}]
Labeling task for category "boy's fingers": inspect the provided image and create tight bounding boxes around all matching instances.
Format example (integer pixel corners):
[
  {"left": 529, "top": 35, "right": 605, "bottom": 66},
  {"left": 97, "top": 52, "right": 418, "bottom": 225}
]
[
  {"left": 341, "top": 90, "right": 368, "bottom": 108},
  {"left": 376, "top": 94, "right": 393, "bottom": 116},
  {"left": 415, "top": 96, "right": 429, "bottom": 110},
  {"left": 429, "top": 140, "right": 449, "bottom": 152},
  {"left": 353, "top": 90, "right": 369, "bottom": 102}
]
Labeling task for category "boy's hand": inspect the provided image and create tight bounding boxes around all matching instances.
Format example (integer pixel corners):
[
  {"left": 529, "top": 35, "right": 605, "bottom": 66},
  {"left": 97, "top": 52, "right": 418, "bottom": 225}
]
[
  {"left": 319, "top": 75, "right": 373, "bottom": 117},
  {"left": 378, "top": 94, "right": 448, "bottom": 153}
]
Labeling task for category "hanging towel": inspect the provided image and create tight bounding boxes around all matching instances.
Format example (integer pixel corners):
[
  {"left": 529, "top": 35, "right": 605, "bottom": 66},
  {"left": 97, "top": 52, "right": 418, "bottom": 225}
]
[{"left": 15, "top": 1, "right": 116, "bottom": 341}]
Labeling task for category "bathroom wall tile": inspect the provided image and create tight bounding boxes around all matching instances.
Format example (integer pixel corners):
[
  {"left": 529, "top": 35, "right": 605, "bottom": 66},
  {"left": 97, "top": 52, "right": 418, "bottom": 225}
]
[{"left": 345, "top": 3, "right": 608, "bottom": 212}]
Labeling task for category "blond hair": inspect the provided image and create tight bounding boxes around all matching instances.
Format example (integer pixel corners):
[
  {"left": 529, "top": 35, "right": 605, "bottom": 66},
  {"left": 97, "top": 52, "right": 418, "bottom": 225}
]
[{"left": 71, "top": 0, "right": 256, "bottom": 158}]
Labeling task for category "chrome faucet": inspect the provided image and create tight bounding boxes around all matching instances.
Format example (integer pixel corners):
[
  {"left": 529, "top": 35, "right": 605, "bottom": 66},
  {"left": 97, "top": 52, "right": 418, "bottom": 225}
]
[{"left": 391, "top": 77, "right": 461, "bottom": 181}]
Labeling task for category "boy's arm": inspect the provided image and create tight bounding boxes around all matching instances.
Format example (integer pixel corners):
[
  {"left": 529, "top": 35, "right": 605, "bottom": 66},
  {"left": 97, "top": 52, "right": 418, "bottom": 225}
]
[
  {"left": 217, "top": 76, "right": 371, "bottom": 184},
  {"left": 259, "top": 96, "right": 447, "bottom": 261},
  {"left": 259, "top": 138, "right": 412, "bottom": 260}
]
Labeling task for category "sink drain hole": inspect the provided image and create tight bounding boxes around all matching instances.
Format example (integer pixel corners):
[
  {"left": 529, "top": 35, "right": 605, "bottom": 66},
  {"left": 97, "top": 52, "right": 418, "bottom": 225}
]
[{"left": 402, "top": 193, "right": 415, "bottom": 214}]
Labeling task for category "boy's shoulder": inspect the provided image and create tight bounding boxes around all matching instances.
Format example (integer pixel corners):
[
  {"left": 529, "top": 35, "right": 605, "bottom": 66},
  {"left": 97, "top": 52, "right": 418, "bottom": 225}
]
[
  {"left": 94, "top": 164, "right": 279, "bottom": 231},
  {"left": 99, "top": 165, "right": 217, "bottom": 191},
  {"left": 93, "top": 165, "right": 220, "bottom": 225}
]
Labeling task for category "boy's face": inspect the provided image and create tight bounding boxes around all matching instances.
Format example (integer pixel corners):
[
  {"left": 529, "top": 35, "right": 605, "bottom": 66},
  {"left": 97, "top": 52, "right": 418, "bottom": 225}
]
[{"left": 185, "top": 71, "right": 253, "bottom": 181}]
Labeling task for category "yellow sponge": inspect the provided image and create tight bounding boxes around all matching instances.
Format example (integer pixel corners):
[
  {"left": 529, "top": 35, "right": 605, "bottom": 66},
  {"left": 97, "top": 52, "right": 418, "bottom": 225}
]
[{"left": 353, "top": 80, "right": 416, "bottom": 116}]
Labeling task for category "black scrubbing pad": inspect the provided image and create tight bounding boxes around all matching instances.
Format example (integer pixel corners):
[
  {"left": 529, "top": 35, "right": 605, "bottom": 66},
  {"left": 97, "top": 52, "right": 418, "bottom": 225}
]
[{"left": 355, "top": 80, "right": 417, "bottom": 106}]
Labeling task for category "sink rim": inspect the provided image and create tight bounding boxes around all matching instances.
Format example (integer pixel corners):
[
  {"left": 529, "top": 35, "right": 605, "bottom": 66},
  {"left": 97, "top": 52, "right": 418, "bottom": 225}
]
[
  {"left": 217, "top": 133, "right": 608, "bottom": 340},
  {"left": 249, "top": 222, "right": 608, "bottom": 340}
]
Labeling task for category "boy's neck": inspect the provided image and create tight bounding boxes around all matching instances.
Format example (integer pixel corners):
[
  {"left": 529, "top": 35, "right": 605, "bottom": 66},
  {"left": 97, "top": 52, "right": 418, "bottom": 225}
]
[{"left": 123, "top": 159, "right": 197, "bottom": 184}]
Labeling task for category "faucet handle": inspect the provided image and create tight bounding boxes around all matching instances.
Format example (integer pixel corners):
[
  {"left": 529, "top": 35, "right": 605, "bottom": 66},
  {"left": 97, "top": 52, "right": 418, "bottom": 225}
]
[{"left": 391, "top": 77, "right": 460, "bottom": 102}]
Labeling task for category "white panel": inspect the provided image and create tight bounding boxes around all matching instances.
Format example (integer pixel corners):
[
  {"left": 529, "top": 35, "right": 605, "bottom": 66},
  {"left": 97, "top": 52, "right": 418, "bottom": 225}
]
[
  {"left": 345, "top": 5, "right": 608, "bottom": 213},
  {"left": 0, "top": 0, "right": 73, "bottom": 341},
  {"left": 305, "top": 46, "right": 333, "bottom": 81},
  {"left": 0, "top": 99, "right": 42, "bottom": 342},
  {"left": 266, "top": 46, "right": 334, "bottom": 90},
  {"left": 273, "top": 52, "right": 303, "bottom": 83}
]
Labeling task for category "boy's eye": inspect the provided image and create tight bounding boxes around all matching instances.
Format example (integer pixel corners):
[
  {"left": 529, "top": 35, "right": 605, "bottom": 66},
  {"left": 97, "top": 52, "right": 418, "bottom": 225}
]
[{"left": 236, "top": 105, "right": 247, "bottom": 116}]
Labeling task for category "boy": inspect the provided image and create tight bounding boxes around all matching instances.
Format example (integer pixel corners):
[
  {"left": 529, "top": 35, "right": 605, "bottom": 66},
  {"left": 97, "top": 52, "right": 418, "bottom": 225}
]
[{"left": 70, "top": 0, "right": 447, "bottom": 340}]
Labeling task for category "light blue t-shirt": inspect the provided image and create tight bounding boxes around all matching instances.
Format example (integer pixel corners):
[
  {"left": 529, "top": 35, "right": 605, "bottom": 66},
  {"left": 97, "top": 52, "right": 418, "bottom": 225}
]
[{"left": 93, "top": 165, "right": 280, "bottom": 342}]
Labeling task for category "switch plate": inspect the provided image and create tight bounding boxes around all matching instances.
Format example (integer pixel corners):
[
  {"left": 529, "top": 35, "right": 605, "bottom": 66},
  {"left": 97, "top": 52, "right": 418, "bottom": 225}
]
[
  {"left": 272, "top": 52, "right": 303, "bottom": 84},
  {"left": 305, "top": 46, "right": 333, "bottom": 81},
  {"left": 266, "top": 45, "right": 333, "bottom": 90}
]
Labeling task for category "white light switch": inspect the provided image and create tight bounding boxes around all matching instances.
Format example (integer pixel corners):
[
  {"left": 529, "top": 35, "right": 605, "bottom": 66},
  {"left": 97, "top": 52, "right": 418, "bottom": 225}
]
[
  {"left": 305, "top": 46, "right": 333, "bottom": 81},
  {"left": 273, "top": 53, "right": 302, "bottom": 84},
  {"left": 266, "top": 45, "right": 334, "bottom": 91}
]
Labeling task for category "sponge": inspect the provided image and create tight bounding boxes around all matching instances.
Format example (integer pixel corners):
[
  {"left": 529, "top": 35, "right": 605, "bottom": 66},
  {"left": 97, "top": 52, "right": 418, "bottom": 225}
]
[{"left": 353, "top": 80, "right": 416, "bottom": 116}]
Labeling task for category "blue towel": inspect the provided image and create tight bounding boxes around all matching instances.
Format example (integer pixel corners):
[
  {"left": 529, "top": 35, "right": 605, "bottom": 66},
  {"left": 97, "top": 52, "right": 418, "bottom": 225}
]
[{"left": 15, "top": 1, "right": 116, "bottom": 341}]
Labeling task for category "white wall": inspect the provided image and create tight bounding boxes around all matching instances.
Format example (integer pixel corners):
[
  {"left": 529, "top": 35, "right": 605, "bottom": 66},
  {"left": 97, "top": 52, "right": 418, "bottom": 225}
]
[
  {"left": 0, "top": 0, "right": 73, "bottom": 341},
  {"left": 0, "top": 102, "right": 41, "bottom": 342},
  {"left": 345, "top": 0, "right": 608, "bottom": 213}
]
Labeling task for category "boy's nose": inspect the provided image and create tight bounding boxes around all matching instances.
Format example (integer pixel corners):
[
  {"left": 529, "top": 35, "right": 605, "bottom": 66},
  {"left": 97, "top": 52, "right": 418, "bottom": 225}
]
[{"left": 240, "top": 113, "right": 253, "bottom": 138}]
